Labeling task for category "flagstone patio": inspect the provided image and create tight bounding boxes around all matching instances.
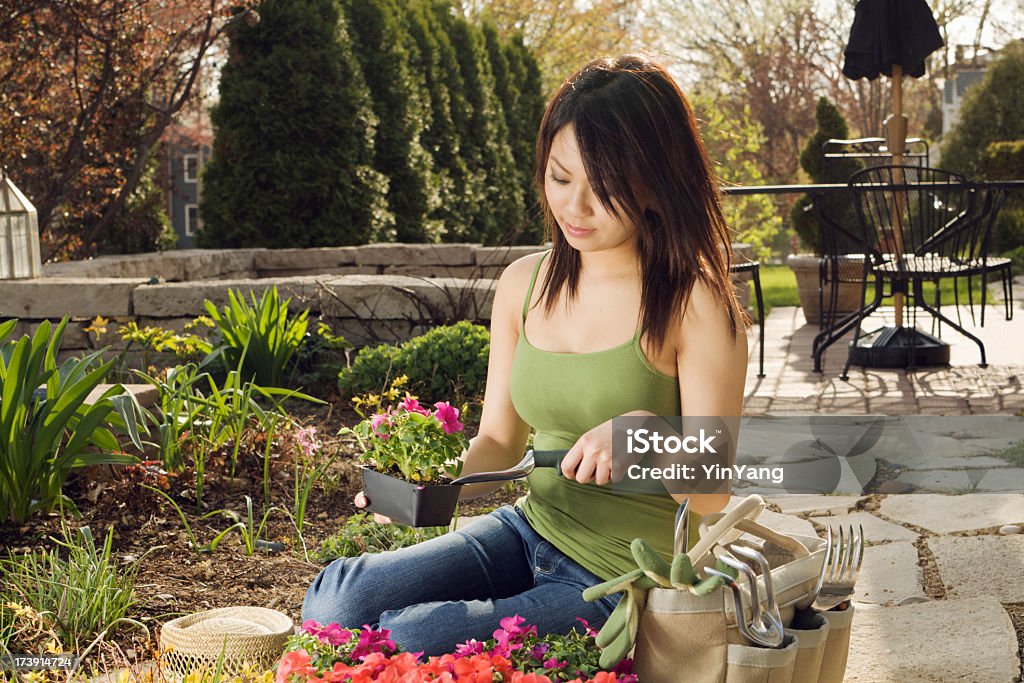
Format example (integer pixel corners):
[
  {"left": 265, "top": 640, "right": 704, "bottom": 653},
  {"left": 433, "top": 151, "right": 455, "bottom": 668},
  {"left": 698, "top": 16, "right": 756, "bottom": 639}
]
[{"left": 738, "top": 282, "right": 1023, "bottom": 681}]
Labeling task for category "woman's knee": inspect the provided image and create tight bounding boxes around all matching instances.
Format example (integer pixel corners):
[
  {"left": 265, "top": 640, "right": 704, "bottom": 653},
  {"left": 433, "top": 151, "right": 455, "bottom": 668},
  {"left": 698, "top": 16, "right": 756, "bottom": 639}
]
[{"left": 302, "top": 556, "right": 381, "bottom": 627}]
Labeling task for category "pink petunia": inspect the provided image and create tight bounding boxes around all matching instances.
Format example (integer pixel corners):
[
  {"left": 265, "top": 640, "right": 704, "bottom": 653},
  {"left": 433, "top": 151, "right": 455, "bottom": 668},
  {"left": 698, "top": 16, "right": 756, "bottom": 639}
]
[
  {"left": 400, "top": 395, "right": 431, "bottom": 415},
  {"left": 369, "top": 411, "right": 392, "bottom": 440},
  {"left": 351, "top": 624, "right": 397, "bottom": 661},
  {"left": 454, "top": 639, "right": 486, "bottom": 657},
  {"left": 432, "top": 402, "right": 464, "bottom": 434},
  {"left": 575, "top": 617, "right": 598, "bottom": 637}
]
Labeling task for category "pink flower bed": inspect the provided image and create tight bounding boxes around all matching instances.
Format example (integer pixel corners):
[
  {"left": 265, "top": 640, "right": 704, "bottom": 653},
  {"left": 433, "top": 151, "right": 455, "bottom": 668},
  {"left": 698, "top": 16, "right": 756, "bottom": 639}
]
[{"left": 277, "top": 616, "right": 637, "bottom": 683}]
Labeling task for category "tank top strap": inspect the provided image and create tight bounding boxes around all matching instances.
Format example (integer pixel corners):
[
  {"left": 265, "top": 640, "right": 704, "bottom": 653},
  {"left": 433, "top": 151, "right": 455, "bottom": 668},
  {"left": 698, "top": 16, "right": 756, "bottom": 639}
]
[{"left": 522, "top": 250, "right": 550, "bottom": 324}]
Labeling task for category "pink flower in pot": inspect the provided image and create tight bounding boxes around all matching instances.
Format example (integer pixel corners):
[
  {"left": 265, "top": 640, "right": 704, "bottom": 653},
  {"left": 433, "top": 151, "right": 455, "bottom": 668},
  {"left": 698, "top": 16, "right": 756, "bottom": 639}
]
[{"left": 433, "top": 402, "right": 464, "bottom": 434}]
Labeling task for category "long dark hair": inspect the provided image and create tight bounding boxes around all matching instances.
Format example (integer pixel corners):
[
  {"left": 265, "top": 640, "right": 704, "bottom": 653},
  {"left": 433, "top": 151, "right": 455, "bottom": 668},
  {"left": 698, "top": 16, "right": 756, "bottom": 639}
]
[{"left": 534, "top": 54, "right": 743, "bottom": 352}]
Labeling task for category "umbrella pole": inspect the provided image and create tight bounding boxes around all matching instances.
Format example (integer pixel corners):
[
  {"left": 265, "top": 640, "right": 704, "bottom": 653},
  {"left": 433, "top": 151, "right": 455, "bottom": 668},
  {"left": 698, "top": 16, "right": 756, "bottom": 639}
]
[{"left": 886, "top": 64, "right": 908, "bottom": 327}]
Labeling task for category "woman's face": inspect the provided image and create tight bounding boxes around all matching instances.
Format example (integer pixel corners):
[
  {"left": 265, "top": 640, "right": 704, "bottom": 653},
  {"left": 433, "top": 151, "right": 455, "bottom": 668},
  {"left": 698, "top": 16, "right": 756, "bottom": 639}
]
[{"left": 544, "top": 125, "right": 638, "bottom": 253}]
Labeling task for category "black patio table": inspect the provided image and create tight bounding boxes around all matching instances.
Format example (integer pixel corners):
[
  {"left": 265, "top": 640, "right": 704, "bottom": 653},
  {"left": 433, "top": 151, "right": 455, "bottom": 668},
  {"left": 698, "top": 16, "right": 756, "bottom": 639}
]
[{"left": 719, "top": 180, "right": 1024, "bottom": 373}]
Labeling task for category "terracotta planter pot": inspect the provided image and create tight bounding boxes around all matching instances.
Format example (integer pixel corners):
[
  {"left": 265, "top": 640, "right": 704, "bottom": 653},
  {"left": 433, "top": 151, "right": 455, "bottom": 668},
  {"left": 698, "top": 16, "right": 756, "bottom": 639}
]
[
  {"left": 360, "top": 466, "right": 460, "bottom": 527},
  {"left": 786, "top": 254, "right": 866, "bottom": 325}
]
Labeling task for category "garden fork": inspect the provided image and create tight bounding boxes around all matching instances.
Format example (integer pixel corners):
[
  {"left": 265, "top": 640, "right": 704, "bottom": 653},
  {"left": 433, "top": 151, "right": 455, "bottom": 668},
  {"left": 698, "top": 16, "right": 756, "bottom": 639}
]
[{"left": 802, "top": 524, "right": 864, "bottom": 611}]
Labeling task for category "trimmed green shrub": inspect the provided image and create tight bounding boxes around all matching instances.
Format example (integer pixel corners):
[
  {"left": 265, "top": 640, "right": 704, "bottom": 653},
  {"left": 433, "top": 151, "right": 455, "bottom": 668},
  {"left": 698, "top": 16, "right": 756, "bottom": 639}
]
[
  {"left": 979, "top": 141, "right": 1024, "bottom": 252},
  {"left": 341, "top": 0, "right": 436, "bottom": 243},
  {"left": 338, "top": 321, "right": 489, "bottom": 407},
  {"left": 199, "top": 0, "right": 391, "bottom": 247},
  {"left": 791, "top": 97, "right": 863, "bottom": 253}
]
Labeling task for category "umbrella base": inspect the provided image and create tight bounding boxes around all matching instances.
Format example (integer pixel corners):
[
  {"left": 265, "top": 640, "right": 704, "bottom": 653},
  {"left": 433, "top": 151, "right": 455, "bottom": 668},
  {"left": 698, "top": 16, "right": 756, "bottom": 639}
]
[{"left": 847, "top": 325, "right": 950, "bottom": 368}]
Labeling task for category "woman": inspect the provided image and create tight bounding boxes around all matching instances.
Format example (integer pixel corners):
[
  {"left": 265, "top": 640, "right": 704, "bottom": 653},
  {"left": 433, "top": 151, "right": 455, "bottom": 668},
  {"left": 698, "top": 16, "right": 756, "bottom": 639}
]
[{"left": 302, "top": 53, "right": 748, "bottom": 655}]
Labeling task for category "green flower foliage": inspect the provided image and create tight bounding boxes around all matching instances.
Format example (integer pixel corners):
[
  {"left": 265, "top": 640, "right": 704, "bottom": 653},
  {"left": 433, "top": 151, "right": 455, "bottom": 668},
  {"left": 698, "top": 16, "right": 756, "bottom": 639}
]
[
  {"left": 314, "top": 513, "right": 447, "bottom": 562},
  {"left": 199, "top": 0, "right": 392, "bottom": 248},
  {"left": 338, "top": 321, "right": 489, "bottom": 408}
]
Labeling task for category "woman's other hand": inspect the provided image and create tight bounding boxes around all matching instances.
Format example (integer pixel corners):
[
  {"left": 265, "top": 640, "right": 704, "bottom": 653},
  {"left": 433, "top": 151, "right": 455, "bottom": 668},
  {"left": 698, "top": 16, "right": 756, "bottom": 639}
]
[{"left": 353, "top": 491, "right": 393, "bottom": 524}]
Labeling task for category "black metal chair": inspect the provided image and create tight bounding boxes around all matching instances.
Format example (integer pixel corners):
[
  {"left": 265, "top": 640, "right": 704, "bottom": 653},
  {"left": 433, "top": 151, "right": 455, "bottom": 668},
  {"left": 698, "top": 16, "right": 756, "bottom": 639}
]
[
  {"left": 841, "top": 165, "right": 997, "bottom": 375},
  {"left": 973, "top": 190, "right": 1014, "bottom": 325},
  {"left": 730, "top": 260, "right": 765, "bottom": 378},
  {"left": 814, "top": 137, "right": 930, "bottom": 339}
]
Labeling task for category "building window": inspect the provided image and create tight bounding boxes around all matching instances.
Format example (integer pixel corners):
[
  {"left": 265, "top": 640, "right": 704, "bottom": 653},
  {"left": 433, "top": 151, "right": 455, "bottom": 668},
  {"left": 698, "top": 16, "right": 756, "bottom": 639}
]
[
  {"left": 183, "top": 154, "right": 199, "bottom": 182},
  {"left": 185, "top": 204, "right": 199, "bottom": 236}
]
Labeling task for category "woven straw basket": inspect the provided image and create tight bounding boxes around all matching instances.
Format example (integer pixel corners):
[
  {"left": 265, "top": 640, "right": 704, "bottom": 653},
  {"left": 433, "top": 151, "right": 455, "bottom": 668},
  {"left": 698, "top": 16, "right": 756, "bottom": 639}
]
[{"left": 160, "top": 606, "right": 294, "bottom": 678}]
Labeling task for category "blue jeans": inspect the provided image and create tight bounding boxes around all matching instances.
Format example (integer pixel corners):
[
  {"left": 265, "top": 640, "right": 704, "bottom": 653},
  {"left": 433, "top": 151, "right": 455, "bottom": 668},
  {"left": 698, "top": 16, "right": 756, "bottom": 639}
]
[{"left": 302, "top": 505, "right": 619, "bottom": 655}]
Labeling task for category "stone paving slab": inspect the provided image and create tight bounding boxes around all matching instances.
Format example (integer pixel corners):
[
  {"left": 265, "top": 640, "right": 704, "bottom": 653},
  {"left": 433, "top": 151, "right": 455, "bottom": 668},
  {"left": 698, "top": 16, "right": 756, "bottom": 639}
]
[
  {"left": 767, "top": 494, "right": 866, "bottom": 516},
  {"left": 927, "top": 535, "right": 1024, "bottom": 603},
  {"left": 976, "top": 467, "right": 1024, "bottom": 492},
  {"left": 854, "top": 542, "right": 926, "bottom": 605},
  {"left": 895, "top": 469, "right": 973, "bottom": 491},
  {"left": 845, "top": 595, "right": 1019, "bottom": 682},
  {"left": 878, "top": 494, "right": 1024, "bottom": 533},
  {"left": 808, "top": 511, "right": 919, "bottom": 543}
]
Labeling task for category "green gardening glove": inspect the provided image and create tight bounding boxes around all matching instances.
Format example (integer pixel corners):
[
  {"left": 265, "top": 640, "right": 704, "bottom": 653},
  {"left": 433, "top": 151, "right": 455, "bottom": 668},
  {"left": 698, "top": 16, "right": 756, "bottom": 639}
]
[{"left": 582, "top": 568, "right": 659, "bottom": 668}]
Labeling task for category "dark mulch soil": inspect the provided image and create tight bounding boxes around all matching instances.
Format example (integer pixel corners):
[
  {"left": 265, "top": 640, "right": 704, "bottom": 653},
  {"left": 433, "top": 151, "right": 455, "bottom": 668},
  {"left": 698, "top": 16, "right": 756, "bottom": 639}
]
[{"left": 0, "top": 388, "right": 520, "bottom": 670}]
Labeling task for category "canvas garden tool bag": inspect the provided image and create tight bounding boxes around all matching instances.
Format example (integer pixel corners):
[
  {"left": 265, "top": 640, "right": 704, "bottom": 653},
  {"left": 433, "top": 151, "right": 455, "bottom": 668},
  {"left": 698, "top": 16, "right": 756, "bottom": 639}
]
[{"left": 586, "top": 494, "right": 853, "bottom": 683}]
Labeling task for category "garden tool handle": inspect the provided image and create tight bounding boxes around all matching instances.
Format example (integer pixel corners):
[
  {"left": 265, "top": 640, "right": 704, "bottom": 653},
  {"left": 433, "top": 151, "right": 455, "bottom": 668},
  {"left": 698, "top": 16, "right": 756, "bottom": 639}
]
[{"left": 530, "top": 449, "right": 565, "bottom": 469}]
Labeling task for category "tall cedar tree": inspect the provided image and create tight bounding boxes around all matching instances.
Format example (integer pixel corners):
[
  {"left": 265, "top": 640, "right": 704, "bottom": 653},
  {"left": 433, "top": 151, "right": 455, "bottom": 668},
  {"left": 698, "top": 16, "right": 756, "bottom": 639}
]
[
  {"left": 790, "top": 97, "right": 862, "bottom": 253},
  {"left": 396, "top": 2, "right": 471, "bottom": 241},
  {"left": 483, "top": 24, "right": 544, "bottom": 244},
  {"left": 341, "top": 0, "right": 435, "bottom": 242},
  {"left": 502, "top": 34, "right": 545, "bottom": 243},
  {"left": 431, "top": 2, "right": 524, "bottom": 244},
  {"left": 199, "top": 0, "right": 390, "bottom": 247}
]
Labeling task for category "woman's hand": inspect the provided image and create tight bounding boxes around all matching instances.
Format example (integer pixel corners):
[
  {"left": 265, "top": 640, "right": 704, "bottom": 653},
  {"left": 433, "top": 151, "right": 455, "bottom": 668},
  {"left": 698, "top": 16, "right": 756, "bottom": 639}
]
[
  {"left": 353, "top": 491, "right": 393, "bottom": 524},
  {"left": 560, "top": 418, "right": 619, "bottom": 485}
]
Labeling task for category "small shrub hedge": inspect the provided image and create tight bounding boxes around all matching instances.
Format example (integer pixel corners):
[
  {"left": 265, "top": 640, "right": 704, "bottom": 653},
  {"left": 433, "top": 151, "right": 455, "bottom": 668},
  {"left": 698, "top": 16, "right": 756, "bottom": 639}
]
[{"left": 338, "top": 321, "right": 489, "bottom": 407}]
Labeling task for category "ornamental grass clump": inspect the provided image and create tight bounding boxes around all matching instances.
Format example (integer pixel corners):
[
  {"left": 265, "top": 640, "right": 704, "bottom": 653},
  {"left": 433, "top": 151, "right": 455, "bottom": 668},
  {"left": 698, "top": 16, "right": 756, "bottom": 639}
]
[
  {"left": 205, "top": 286, "right": 310, "bottom": 388},
  {"left": 0, "top": 525, "right": 145, "bottom": 652},
  {"left": 341, "top": 395, "right": 468, "bottom": 483}
]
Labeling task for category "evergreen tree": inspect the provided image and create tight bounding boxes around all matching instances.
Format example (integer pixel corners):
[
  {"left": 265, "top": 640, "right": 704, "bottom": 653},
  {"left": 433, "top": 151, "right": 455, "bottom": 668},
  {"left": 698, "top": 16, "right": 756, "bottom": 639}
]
[
  {"left": 790, "top": 97, "right": 862, "bottom": 253},
  {"left": 942, "top": 41, "right": 1024, "bottom": 178},
  {"left": 502, "top": 33, "right": 545, "bottom": 243},
  {"left": 199, "top": 0, "right": 390, "bottom": 248},
  {"left": 341, "top": 0, "right": 435, "bottom": 242},
  {"left": 408, "top": 1, "right": 485, "bottom": 242},
  {"left": 432, "top": 3, "right": 524, "bottom": 244}
]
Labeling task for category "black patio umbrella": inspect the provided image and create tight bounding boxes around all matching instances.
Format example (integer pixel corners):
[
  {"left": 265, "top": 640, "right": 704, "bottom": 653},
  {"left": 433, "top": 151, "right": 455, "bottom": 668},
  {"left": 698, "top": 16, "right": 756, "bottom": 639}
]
[
  {"left": 843, "top": 0, "right": 943, "bottom": 163},
  {"left": 841, "top": 0, "right": 945, "bottom": 368}
]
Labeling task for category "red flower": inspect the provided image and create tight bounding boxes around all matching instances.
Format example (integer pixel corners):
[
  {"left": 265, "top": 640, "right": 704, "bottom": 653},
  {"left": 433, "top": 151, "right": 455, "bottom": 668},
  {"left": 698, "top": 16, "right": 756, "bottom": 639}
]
[
  {"left": 276, "top": 650, "right": 319, "bottom": 683},
  {"left": 510, "top": 672, "right": 554, "bottom": 683}
]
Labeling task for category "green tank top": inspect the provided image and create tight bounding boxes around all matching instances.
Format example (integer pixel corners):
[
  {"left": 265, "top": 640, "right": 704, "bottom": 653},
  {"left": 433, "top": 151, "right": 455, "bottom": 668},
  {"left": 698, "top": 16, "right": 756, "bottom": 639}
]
[{"left": 509, "top": 251, "right": 684, "bottom": 581}]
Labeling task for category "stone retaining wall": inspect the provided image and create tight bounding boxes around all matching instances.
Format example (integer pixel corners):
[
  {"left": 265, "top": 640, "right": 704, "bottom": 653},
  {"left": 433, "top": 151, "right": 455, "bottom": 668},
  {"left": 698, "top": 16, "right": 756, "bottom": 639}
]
[{"left": 1, "top": 243, "right": 754, "bottom": 362}]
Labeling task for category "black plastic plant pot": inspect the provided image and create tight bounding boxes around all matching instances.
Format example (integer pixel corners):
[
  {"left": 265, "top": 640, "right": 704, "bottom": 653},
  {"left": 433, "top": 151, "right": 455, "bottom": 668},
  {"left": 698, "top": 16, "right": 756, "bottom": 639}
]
[{"left": 360, "top": 466, "right": 461, "bottom": 527}]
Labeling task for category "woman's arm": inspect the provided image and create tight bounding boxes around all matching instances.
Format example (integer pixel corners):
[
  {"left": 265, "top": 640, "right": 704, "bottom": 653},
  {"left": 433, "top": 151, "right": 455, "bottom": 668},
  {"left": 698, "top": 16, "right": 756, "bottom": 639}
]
[
  {"left": 457, "top": 256, "right": 536, "bottom": 499},
  {"left": 673, "top": 278, "right": 748, "bottom": 515}
]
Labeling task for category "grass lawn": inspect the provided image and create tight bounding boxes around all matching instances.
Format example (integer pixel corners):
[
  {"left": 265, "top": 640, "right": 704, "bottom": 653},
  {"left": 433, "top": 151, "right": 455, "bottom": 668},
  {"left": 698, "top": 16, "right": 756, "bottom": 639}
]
[{"left": 743, "top": 263, "right": 1006, "bottom": 321}]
